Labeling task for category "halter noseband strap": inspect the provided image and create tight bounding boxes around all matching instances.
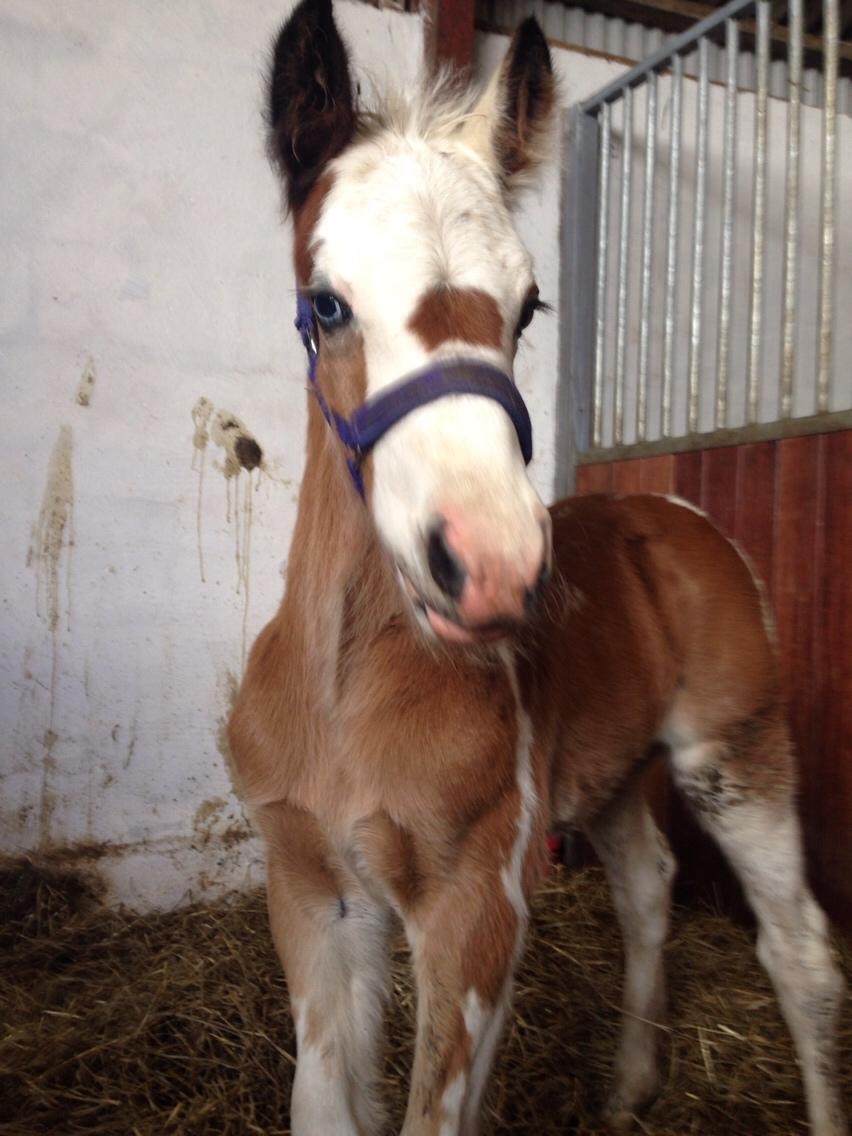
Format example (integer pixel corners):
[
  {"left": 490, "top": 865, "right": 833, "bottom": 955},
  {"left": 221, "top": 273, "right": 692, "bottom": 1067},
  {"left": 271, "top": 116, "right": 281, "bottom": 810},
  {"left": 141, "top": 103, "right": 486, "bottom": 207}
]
[{"left": 295, "top": 293, "right": 533, "bottom": 498}]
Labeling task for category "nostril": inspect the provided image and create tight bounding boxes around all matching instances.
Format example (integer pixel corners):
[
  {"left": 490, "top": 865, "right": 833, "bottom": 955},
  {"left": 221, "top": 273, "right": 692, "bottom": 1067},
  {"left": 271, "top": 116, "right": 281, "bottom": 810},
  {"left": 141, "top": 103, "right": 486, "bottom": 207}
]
[
  {"left": 427, "top": 521, "right": 467, "bottom": 601},
  {"left": 525, "top": 561, "right": 552, "bottom": 613}
]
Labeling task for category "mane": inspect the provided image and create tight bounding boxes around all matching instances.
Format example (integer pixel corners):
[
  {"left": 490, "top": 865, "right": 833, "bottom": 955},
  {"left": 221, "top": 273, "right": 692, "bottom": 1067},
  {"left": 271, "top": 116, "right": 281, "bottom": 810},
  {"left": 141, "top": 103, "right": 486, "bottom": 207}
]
[{"left": 360, "top": 66, "right": 486, "bottom": 146}]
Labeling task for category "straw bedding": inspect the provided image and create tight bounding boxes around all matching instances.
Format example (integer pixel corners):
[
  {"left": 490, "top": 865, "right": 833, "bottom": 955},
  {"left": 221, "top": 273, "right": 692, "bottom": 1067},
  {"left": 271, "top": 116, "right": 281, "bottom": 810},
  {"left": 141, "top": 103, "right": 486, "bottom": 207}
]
[{"left": 1, "top": 858, "right": 849, "bottom": 1135}]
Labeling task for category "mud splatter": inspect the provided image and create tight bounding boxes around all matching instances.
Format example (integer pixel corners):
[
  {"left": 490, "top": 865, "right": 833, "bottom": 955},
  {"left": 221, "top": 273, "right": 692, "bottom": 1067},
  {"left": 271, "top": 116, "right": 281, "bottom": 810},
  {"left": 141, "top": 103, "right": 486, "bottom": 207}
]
[
  {"left": 29, "top": 424, "right": 74, "bottom": 634},
  {"left": 215, "top": 670, "right": 243, "bottom": 798},
  {"left": 197, "top": 407, "right": 265, "bottom": 666},
  {"left": 191, "top": 398, "right": 214, "bottom": 583},
  {"left": 75, "top": 357, "right": 96, "bottom": 407},
  {"left": 210, "top": 411, "right": 263, "bottom": 479},
  {"left": 28, "top": 425, "right": 75, "bottom": 848},
  {"left": 194, "top": 797, "right": 228, "bottom": 829}
]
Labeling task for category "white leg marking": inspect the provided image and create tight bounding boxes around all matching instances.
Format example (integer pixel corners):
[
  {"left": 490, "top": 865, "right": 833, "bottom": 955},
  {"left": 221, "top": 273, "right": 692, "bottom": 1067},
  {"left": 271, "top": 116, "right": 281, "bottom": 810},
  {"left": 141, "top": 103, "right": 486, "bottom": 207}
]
[
  {"left": 461, "top": 984, "right": 511, "bottom": 1135},
  {"left": 439, "top": 1071, "right": 468, "bottom": 1136},
  {"left": 671, "top": 746, "right": 848, "bottom": 1136},
  {"left": 290, "top": 896, "right": 391, "bottom": 1136},
  {"left": 498, "top": 645, "right": 536, "bottom": 937}
]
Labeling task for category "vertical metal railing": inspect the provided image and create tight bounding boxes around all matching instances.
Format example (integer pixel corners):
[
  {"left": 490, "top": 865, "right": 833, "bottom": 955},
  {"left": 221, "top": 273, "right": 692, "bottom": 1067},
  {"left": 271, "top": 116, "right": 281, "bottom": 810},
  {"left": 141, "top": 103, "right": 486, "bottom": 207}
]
[
  {"left": 746, "top": 0, "right": 770, "bottom": 425},
  {"left": 559, "top": 0, "right": 848, "bottom": 477},
  {"left": 780, "top": 0, "right": 803, "bottom": 418},
  {"left": 716, "top": 18, "right": 739, "bottom": 429}
]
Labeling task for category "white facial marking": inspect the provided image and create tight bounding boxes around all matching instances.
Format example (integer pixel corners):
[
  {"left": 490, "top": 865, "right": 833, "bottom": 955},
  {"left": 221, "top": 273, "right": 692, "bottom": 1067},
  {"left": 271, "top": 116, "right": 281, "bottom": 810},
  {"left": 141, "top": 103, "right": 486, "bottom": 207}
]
[{"left": 311, "top": 118, "right": 546, "bottom": 613}]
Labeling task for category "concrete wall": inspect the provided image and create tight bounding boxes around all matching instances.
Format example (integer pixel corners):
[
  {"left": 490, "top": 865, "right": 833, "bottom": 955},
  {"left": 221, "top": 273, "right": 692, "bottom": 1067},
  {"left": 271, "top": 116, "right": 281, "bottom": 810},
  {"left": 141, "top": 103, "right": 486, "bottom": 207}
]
[
  {"left": 0, "top": 0, "right": 425, "bottom": 908},
  {"left": 0, "top": 3, "right": 635, "bottom": 910}
]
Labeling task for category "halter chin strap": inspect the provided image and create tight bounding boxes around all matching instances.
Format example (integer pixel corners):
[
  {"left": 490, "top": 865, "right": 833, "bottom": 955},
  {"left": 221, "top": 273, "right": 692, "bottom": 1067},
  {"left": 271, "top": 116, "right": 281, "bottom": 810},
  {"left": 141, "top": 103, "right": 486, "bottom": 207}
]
[{"left": 295, "top": 293, "right": 533, "bottom": 498}]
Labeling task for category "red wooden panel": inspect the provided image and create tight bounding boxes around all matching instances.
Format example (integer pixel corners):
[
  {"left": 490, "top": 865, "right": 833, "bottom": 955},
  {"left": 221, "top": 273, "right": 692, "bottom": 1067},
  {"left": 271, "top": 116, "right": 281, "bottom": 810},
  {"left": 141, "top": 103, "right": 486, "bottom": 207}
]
[
  {"left": 672, "top": 450, "right": 702, "bottom": 507},
  {"left": 575, "top": 463, "right": 613, "bottom": 494},
  {"left": 813, "top": 430, "right": 852, "bottom": 935},
  {"left": 733, "top": 441, "right": 777, "bottom": 599},
  {"left": 638, "top": 454, "right": 675, "bottom": 494},
  {"left": 570, "top": 432, "right": 852, "bottom": 937},
  {"left": 773, "top": 436, "right": 824, "bottom": 847},
  {"left": 700, "top": 446, "right": 738, "bottom": 537},
  {"left": 611, "top": 458, "right": 643, "bottom": 494}
]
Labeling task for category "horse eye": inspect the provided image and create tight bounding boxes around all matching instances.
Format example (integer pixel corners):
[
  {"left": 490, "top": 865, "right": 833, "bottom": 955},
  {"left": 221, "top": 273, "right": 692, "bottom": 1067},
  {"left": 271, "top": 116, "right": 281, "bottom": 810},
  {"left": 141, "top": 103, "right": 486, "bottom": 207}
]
[
  {"left": 313, "top": 291, "right": 352, "bottom": 331},
  {"left": 516, "top": 294, "right": 549, "bottom": 338}
]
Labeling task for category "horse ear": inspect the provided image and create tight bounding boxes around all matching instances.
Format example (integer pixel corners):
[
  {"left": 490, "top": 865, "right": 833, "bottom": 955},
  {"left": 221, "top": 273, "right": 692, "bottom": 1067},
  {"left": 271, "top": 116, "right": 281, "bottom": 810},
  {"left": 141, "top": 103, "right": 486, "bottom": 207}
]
[
  {"left": 462, "top": 18, "right": 555, "bottom": 196},
  {"left": 267, "top": 0, "right": 357, "bottom": 210}
]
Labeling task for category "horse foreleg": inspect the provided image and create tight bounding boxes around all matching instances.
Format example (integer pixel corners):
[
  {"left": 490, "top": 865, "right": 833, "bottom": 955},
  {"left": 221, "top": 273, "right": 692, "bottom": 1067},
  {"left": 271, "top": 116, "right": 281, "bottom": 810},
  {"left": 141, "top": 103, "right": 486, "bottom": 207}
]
[
  {"left": 259, "top": 802, "right": 392, "bottom": 1136},
  {"left": 400, "top": 865, "right": 526, "bottom": 1136}
]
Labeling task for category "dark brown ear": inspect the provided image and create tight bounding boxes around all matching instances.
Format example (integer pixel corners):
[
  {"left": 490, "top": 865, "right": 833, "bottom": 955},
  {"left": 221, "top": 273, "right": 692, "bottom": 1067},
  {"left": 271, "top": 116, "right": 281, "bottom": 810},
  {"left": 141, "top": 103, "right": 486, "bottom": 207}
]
[
  {"left": 493, "top": 18, "right": 555, "bottom": 186},
  {"left": 267, "top": 0, "right": 357, "bottom": 210}
]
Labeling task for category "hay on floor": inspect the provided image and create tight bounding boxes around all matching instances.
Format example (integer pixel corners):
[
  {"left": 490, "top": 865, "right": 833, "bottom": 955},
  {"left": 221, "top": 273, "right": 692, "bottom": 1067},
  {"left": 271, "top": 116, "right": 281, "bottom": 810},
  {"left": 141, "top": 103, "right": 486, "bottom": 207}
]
[{"left": 1, "top": 858, "right": 849, "bottom": 1135}]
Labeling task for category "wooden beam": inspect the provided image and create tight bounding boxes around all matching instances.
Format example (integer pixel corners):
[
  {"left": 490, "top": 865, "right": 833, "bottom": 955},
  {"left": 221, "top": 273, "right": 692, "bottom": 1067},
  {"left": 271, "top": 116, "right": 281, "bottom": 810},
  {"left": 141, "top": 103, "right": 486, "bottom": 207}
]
[{"left": 423, "top": 0, "right": 476, "bottom": 72}]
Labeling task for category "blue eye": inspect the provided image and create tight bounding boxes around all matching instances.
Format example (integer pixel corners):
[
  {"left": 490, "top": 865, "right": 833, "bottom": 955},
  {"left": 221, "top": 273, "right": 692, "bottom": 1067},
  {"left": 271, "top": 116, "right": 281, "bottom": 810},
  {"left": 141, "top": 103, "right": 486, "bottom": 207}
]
[{"left": 313, "top": 291, "right": 352, "bottom": 331}]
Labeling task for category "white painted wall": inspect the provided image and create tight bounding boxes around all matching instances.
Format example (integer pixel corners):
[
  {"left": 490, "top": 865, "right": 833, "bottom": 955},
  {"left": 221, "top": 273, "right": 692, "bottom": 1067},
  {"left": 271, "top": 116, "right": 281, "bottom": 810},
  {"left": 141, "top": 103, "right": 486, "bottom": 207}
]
[
  {"left": 0, "top": 0, "right": 425, "bottom": 909},
  {"left": 0, "top": 2, "right": 641, "bottom": 910}
]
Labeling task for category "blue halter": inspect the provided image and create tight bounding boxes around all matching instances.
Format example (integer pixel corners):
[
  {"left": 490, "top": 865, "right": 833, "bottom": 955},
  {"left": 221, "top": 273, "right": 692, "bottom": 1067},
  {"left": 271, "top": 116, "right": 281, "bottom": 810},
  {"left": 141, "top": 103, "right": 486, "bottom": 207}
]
[{"left": 295, "top": 293, "right": 533, "bottom": 498}]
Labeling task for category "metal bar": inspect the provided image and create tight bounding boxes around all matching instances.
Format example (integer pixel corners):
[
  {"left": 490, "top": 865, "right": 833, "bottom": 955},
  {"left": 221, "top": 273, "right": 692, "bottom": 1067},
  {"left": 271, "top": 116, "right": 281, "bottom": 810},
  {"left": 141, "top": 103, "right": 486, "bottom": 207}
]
[
  {"left": 614, "top": 87, "right": 633, "bottom": 446},
  {"left": 593, "top": 103, "right": 611, "bottom": 449},
  {"left": 662, "top": 54, "right": 682, "bottom": 439},
  {"left": 780, "top": 0, "right": 802, "bottom": 418},
  {"left": 716, "top": 18, "right": 739, "bottom": 430},
  {"left": 746, "top": 0, "right": 770, "bottom": 425},
  {"left": 817, "top": 0, "right": 839, "bottom": 414},
  {"left": 556, "top": 108, "right": 600, "bottom": 490},
  {"left": 581, "top": 0, "right": 755, "bottom": 112},
  {"left": 687, "top": 37, "right": 709, "bottom": 435},
  {"left": 576, "top": 409, "right": 852, "bottom": 465},
  {"left": 637, "top": 75, "right": 657, "bottom": 442}
]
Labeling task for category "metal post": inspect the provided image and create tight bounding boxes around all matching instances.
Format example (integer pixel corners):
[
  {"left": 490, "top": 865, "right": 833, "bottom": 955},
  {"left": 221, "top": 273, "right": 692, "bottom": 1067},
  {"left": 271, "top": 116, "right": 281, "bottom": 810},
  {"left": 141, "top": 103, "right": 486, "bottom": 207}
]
[
  {"left": 816, "top": 0, "right": 839, "bottom": 414},
  {"left": 716, "top": 19, "right": 739, "bottom": 430},
  {"left": 687, "top": 38, "right": 709, "bottom": 435},
  {"left": 637, "top": 75, "right": 657, "bottom": 442},
  {"left": 614, "top": 88, "right": 633, "bottom": 446},
  {"left": 662, "top": 54, "right": 683, "bottom": 439},
  {"left": 593, "top": 102, "right": 612, "bottom": 449},
  {"left": 556, "top": 108, "right": 601, "bottom": 494},
  {"left": 746, "top": 0, "right": 770, "bottom": 425}
]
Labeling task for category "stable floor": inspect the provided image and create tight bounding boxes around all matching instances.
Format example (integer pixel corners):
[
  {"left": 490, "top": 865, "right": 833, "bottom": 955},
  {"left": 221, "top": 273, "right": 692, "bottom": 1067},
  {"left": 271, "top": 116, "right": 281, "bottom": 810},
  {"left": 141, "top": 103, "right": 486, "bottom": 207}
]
[{"left": 1, "top": 863, "right": 850, "bottom": 1135}]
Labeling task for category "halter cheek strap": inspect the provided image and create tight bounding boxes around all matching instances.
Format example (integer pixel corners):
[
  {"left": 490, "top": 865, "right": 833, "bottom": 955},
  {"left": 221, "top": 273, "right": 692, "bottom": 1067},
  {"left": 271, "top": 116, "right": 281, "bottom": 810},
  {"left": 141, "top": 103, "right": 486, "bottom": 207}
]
[{"left": 295, "top": 292, "right": 533, "bottom": 498}]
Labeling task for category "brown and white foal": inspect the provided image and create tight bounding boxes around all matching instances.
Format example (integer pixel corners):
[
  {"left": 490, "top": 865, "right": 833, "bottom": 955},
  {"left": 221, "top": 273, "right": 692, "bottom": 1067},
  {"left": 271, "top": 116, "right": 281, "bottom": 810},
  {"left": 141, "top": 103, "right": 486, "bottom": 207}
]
[{"left": 229, "top": 2, "right": 847, "bottom": 1132}]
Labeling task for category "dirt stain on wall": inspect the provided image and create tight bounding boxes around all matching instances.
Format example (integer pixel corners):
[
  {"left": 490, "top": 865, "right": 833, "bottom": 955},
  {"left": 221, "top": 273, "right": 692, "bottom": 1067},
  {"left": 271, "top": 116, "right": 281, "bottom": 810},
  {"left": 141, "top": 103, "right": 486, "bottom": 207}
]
[
  {"left": 192, "top": 403, "right": 265, "bottom": 666},
  {"left": 75, "top": 357, "right": 96, "bottom": 407},
  {"left": 191, "top": 398, "right": 214, "bottom": 582},
  {"left": 27, "top": 424, "right": 75, "bottom": 846},
  {"left": 30, "top": 424, "right": 74, "bottom": 635}
]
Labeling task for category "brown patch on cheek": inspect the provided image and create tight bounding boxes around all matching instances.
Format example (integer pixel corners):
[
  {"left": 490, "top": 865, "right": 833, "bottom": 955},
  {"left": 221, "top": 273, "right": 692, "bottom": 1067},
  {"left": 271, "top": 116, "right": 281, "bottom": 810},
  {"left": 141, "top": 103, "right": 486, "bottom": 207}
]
[
  {"left": 408, "top": 287, "right": 504, "bottom": 351},
  {"left": 292, "top": 172, "right": 334, "bottom": 286}
]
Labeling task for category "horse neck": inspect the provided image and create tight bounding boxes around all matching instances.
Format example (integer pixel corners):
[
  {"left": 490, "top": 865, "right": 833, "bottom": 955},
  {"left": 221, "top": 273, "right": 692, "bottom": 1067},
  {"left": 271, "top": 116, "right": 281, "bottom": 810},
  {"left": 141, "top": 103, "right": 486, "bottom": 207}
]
[{"left": 281, "top": 396, "right": 401, "bottom": 673}]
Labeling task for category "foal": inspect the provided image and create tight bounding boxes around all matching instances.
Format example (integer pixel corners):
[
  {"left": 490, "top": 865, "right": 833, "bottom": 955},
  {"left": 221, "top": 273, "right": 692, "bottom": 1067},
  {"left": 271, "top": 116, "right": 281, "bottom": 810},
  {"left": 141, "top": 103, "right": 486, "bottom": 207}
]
[{"left": 229, "top": 2, "right": 847, "bottom": 1132}]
